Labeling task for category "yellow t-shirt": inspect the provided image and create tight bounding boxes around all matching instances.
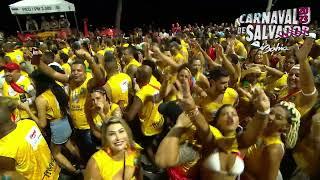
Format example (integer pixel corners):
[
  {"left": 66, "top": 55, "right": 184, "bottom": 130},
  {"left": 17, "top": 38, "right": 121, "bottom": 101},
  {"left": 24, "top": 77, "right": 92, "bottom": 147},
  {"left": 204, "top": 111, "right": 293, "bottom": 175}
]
[
  {"left": 61, "top": 47, "right": 70, "bottom": 55},
  {"left": 92, "top": 103, "right": 119, "bottom": 129},
  {"left": 106, "top": 73, "right": 132, "bottom": 107},
  {"left": 201, "top": 88, "right": 238, "bottom": 121},
  {"left": 136, "top": 83, "right": 164, "bottom": 136},
  {"left": 92, "top": 149, "right": 140, "bottom": 180},
  {"left": 124, "top": 59, "right": 141, "bottom": 72},
  {"left": 2, "top": 75, "right": 35, "bottom": 120},
  {"left": 40, "top": 89, "right": 63, "bottom": 121},
  {"left": 97, "top": 49, "right": 106, "bottom": 56},
  {"left": 0, "top": 120, "right": 60, "bottom": 180},
  {"left": 180, "top": 40, "right": 189, "bottom": 50},
  {"left": 234, "top": 39, "right": 248, "bottom": 58},
  {"left": 149, "top": 76, "right": 161, "bottom": 89},
  {"left": 105, "top": 47, "right": 115, "bottom": 53},
  {"left": 6, "top": 49, "right": 24, "bottom": 64},
  {"left": 69, "top": 76, "right": 91, "bottom": 129},
  {"left": 180, "top": 47, "right": 189, "bottom": 63},
  {"left": 173, "top": 53, "right": 185, "bottom": 64}
]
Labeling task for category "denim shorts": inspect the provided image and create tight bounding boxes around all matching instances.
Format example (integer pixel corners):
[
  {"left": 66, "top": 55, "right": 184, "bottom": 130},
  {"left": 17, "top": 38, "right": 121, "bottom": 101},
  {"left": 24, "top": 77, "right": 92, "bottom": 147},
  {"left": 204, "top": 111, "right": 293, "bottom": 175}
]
[{"left": 50, "top": 116, "right": 72, "bottom": 145}]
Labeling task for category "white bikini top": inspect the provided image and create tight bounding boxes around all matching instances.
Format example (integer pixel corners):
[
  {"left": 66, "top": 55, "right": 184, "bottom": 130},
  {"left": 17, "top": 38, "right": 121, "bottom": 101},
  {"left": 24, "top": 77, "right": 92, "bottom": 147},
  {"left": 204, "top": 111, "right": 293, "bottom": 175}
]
[{"left": 204, "top": 151, "right": 245, "bottom": 176}]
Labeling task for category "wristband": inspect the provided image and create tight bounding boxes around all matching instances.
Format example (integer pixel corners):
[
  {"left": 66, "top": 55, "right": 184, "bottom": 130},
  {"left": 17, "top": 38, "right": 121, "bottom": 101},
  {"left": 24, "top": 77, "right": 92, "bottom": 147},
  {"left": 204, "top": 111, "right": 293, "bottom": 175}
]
[
  {"left": 301, "top": 87, "right": 317, "bottom": 97},
  {"left": 257, "top": 108, "right": 270, "bottom": 115}
]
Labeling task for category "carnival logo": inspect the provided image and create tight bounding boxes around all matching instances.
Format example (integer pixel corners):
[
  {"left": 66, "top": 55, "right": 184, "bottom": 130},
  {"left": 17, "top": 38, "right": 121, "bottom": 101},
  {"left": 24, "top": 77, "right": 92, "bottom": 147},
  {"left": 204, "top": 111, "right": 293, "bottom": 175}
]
[
  {"left": 259, "top": 43, "right": 289, "bottom": 53},
  {"left": 237, "top": 7, "right": 311, "bottom": 42}
]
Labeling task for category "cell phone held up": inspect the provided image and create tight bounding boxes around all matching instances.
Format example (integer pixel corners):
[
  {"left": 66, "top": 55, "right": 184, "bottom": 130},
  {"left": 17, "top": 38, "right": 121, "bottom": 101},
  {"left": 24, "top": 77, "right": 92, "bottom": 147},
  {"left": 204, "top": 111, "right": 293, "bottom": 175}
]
[
  {"left": 31, "top": 48, "right": 41, "bottom": 65},
  {"left": 20, "top": 93, "right": 27, "bottom": 103}
]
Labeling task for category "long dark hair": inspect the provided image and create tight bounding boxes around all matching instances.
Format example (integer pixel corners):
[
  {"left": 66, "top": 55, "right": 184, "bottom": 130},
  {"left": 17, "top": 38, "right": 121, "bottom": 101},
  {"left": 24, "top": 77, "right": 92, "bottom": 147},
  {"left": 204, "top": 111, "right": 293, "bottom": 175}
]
[{"left": 31, "top": 67, "right": 69, "bottom": 116}]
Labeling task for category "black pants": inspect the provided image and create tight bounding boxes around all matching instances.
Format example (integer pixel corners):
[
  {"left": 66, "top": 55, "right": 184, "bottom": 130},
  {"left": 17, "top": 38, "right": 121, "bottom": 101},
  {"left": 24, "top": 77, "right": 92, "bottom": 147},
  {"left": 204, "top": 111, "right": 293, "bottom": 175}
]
[{"left": 73, "top": 129, "right": 97, "bottom": 163}]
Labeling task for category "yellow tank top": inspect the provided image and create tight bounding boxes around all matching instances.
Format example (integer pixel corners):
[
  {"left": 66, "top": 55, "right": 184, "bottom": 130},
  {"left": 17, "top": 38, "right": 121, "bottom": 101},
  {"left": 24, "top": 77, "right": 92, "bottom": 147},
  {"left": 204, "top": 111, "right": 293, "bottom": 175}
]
[
  {"left": 136, "top": 83, "right": 164, "bottom": 136},
  {"left": 201, "top": 88, "right": 238, "bottom": 121},
  {"left": 92, "top": 103, "right": 119, "bottom": 129},
  {"left": 92, "top": 149, "right": 140, "bottom": 180},
  {"left": 69, "top": 76, "right": 91, "bottom": 129},
  {"left": 0, "top": 120, "right": 60, "bottom": 180},
  {"left": 247, "top": 135, "right": 283, "bottom": 157},
  {"left": 2, "top": 76, "right": 34, "bottom": 120},
  {"left": 40, "top": 90, "right": 63, "bottom": 121},
  {"left": 106, "top": 73, "right": 132, "bottom": 107},
  {"left": 124, "top": 59, "right": 141, "bottom": 72}
]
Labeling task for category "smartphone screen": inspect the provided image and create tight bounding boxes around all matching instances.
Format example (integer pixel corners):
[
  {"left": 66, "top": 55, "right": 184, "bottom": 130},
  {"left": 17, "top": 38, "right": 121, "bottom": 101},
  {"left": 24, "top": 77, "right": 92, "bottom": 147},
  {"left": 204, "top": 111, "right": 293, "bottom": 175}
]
[
  {"left": 31, "top": 48, "right": 41, "bottom": 65},
  {"left": 20, "top": 93, "right": 27, "bottom": 103}
]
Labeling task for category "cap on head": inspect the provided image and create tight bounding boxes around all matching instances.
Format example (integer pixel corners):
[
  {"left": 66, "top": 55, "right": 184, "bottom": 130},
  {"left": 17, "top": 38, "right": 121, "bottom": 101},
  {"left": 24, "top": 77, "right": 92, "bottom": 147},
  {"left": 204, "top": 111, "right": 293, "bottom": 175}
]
[
  {"left": 241, "top": 66, "right": 262, "bottom": 79},
  {"left": 3, "top": 62, "right": 20, "bottom": 71}
]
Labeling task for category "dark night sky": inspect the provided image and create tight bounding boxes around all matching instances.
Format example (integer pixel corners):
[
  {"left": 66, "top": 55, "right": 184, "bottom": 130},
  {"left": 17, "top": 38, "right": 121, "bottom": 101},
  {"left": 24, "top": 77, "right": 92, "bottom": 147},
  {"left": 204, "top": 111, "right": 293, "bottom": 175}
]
[{"left": 0, "top": 0, "right": 319, "bottom": 33}]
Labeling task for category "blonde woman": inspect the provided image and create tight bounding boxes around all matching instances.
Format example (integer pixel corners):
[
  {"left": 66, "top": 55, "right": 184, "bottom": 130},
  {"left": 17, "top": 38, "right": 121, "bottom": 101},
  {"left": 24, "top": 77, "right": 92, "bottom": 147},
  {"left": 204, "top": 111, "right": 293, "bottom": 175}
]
[{"left": 85, "top": 117, "right": 141, "bottom": 180}]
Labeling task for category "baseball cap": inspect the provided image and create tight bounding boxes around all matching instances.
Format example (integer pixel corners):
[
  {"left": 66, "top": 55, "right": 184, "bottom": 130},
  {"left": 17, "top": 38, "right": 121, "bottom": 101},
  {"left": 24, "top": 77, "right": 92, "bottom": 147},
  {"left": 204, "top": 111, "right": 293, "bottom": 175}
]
[{"left": 3, "top": 62, "right": 20, "bottom": 71}]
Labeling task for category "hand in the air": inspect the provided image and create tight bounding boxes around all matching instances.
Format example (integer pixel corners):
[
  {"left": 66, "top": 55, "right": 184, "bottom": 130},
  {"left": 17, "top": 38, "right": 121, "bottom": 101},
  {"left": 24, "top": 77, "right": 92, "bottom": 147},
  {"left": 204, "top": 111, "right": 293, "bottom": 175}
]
[
  {"left": 295, "top": 37, "right": 314, "bottom": 62},
  {"left": 175, "top": 112, "right": 192, "bottom": 128},
  {"left": 176, "top": 79, "right": 196, "bottom": 112},
  {"left": 252, "top": 87, "right": 270, "bottom": 112}
]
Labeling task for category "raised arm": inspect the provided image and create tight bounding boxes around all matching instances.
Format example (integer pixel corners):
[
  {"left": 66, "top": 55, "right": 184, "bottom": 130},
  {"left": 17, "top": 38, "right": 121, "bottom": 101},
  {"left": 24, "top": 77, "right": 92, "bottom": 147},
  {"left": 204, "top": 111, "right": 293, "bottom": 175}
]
[
  {"left": 79, "top": 51, "right": 105, "bottom": 90},
  {"left": 195, "top": 41, "right": 221, "bottom": 69},
  {"left": 216, "top": 43, "right": 236, "bottom": 76},
  {"left": 155, "top": 113, "right": 191, "bottom": 168},
  {"left": 38, "top": 60, "right": 69, "bottom": 83},
  {"left": 295, "top": 37, "right": 318, "bottom": 113},
  {"left": 176, "top": 79, "right": 214, "bottom": 146},
  {"left": 152, "top": 46, "right": 180, "bottom": 70},
  {"left": 159, "top": 74, "right": 175, "bottom": 100},
  {"left": 238, "top": 88, "right": 270, "bottom": 148},
  {"left": 260, "top": 64, "right": 284, "bottom": 77}
]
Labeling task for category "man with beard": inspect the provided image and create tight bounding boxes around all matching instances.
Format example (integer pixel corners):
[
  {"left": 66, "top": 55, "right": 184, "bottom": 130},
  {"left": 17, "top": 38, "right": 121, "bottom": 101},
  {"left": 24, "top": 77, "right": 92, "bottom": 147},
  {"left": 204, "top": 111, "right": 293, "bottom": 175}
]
[{"left": 196, "top": 67, "right": 238, "bottom": 121}]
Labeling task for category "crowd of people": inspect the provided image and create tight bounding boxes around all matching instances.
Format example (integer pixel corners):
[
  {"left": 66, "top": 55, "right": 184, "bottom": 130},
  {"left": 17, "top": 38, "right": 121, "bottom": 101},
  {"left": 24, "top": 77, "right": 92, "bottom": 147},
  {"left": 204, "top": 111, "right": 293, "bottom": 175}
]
[
  {"left": 0, "top": 21, "right": 320, "bottom": 180},
  {"left": 26, "top": 15, "right": 70, "bottom": 32}
]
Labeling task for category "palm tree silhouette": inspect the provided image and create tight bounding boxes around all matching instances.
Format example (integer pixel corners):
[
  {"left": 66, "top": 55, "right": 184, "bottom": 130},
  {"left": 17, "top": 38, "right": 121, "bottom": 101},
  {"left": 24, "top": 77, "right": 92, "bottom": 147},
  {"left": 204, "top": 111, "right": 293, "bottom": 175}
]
[{"left": 115, "top": 0, "right": 123, "bottom": 35}]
